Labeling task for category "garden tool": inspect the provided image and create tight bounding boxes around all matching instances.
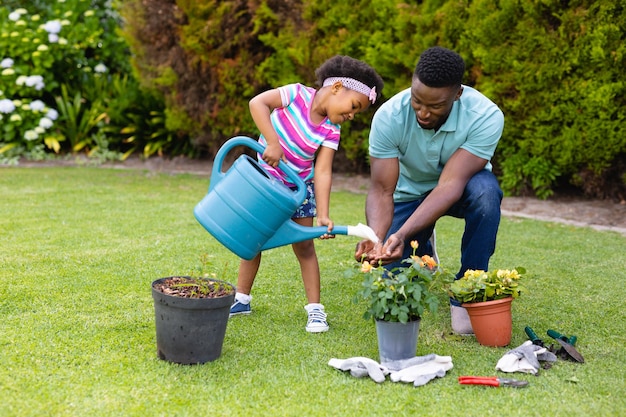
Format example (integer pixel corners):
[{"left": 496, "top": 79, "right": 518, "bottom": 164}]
[
  {"left": 495, "top": 340, "right": 557, "bottom": 374},
  {"left": 524, "top": 326, "right": 545, "bottom": 347},
  {"left": 194, "top": 136, "right": 379, "bottom": 260},
  {"left": 458, "top": 376, "right": 529, "bottom": 388},
  {"left": 547, "top": 329, "right": 585, "bottom": 363}
]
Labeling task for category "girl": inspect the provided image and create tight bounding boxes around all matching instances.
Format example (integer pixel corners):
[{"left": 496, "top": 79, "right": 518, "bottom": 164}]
[{"left": 230, "top": 55, "right": 384, "bottom": 332}]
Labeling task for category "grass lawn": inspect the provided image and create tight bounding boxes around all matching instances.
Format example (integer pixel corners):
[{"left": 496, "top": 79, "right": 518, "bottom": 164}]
[{"left": 1, "top": 166, "right": 625, "bottom": 416}]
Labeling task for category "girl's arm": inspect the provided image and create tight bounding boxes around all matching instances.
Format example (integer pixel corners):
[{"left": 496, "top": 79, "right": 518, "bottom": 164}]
[
  {"left": 249, "top": 89, "right": 284, "bottom": 167},
  {"left": 313, "top": 146, "right": 336, "bottom": 234}
]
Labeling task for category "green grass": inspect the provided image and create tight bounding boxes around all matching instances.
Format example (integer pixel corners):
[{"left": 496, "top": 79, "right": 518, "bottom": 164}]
[{"left": 1, "top": 166, "right": 625, "bottom": 417}]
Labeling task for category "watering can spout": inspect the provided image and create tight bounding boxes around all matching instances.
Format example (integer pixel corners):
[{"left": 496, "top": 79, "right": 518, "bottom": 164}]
[{"left": 261, "top": 223, "right": 348, "bottom": 251}]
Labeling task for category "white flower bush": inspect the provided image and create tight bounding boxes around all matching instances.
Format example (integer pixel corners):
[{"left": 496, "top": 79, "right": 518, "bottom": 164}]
[{"left": 0, "top": 1, "right": 114, "bottom": 158}]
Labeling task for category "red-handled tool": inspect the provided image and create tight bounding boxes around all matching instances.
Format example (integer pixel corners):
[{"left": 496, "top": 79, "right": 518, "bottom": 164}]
[{"left": 458, "top": 376, "right": 529, "bottom": 388}]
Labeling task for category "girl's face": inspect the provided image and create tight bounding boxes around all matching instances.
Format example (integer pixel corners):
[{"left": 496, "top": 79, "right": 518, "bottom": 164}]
[{"left": 325, "top": 83, "right": 372, "bottom": 125}]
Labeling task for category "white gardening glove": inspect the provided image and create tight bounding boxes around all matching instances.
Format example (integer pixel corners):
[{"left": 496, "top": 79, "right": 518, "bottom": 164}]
[
  {"left": 387, "top": 355, "right": 453, "bottom": 387},
  {"left": 328, "top": 357, "right": 388, "bottom": 383},
  {"left": 496, "top": 340, "right": 558, "bottom": 375}
]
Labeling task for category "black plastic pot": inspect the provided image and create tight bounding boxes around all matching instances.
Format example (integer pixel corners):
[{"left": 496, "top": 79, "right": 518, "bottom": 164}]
[{"left": 152, "top": 277, "right": 235, "bottom": 364}]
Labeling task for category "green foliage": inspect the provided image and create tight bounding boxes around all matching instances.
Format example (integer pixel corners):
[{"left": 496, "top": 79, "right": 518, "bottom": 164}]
[
  {"left": 459, "top": 0, "right": 626, "bottom": 198},
  {"left": 346, "top": 247, "right": 454, "bottom": 323},
  {"left": 4, "top": 0, "right": 617, "bottom": 197},
  {"left": 446, "top": 267, "right": 526, "bottom": 304},
  {"left": 0, "top": 0, "right": 160, "bottom": 160}
]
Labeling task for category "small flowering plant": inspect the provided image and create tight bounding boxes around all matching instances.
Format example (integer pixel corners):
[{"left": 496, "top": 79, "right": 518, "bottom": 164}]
[
  {"left": 445, "top": 267, "right": 527, "bottom": 304},
  {"left": 347, "top": 241, "right": 454, "bottom": 323}
]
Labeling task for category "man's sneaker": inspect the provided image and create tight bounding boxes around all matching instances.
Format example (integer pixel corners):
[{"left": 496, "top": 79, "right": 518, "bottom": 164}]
[
  {"left": 305, "top": 304, "right": 329, "bottom": 333},
  {"left": 229, "top": 300, "right": 251, "bottom": 317}
]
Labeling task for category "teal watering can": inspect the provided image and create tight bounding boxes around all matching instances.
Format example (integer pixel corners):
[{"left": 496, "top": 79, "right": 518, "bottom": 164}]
[{"left": 194, "top": 136, "right": 378, "bottom": 260}]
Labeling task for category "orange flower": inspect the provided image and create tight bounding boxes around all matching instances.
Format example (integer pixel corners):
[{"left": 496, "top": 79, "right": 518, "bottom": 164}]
[
  {"left": 360, "top": 260, "right": 374, "bottom": 273},
  {"left": 421, "top": 255, "right": 437, "bottom": 269},
  {"left": 410, "top": 240, "right": 419, "bottom": 250}
]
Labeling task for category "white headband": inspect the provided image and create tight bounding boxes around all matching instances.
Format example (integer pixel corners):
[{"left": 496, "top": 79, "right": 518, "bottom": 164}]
[{"left": 323, "top": 77, "right": 377, "bottom": 104}]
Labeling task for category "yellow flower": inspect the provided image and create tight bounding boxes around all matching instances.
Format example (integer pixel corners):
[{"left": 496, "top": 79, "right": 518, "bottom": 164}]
[
  {"left": 360, "top": 261, "right": 373, "bottom": 273},
  {"left": 410, "top": 240, "right": 419, "bottom": 250}
]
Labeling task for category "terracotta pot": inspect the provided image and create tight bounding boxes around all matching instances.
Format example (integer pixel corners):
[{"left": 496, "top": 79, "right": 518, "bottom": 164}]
[{"left": 462, "top": 297, "right": 513, "bottom": 347}]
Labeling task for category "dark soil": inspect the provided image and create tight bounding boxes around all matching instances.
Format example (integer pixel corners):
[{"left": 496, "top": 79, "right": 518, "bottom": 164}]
[{"left": 153, "top": 276, "right": 235, "bottom": 298}]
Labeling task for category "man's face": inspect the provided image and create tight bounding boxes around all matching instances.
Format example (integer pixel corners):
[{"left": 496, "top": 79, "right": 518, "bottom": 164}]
[{"left": 410, "top": 77, "right": 462, "bottom": 131}]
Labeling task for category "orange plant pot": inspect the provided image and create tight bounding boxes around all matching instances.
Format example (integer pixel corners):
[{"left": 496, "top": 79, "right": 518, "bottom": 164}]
[{"left": 462, "top": 297, "right": 513, "bottom": 347}]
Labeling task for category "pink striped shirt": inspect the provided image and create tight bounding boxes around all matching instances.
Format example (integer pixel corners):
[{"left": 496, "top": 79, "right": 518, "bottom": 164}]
[{"left": 257, "top": 83, "right": 341, "bottom": 186}]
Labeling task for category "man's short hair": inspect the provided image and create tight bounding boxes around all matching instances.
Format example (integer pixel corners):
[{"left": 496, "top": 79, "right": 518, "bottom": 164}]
[{"left": 414, "top": 46, "right": 465, "bottom": 88}]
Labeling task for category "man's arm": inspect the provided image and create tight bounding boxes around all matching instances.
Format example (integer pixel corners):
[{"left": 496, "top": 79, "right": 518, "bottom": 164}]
[
  {"left": 380, "top": 148, "right": 488, "bottom": 260},
  {"left": 354, "top": 156, "right": 399, "bottom": 261}
]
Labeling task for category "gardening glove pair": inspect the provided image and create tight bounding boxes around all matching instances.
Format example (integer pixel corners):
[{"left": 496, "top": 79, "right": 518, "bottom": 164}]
[
  {"left": 496, "top": 341, "right": 558, "bottom": 375},
  {"left": 328, "top": 357, "right": 388, "bottom": 383},
  {"left": 385, "top": 354, "right": 454, "bottom": 387}
]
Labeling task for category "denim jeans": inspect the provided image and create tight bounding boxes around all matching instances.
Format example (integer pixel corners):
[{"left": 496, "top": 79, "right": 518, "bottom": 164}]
[{"left": 383, "top": 170, "right": 503, "bottom": 304}]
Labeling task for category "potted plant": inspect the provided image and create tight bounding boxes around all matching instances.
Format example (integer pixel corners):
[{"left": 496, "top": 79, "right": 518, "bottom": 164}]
[
  {"left": 347, "top": 241, "right": 453, "bottom": 363},
  {"left": 445, "top": 267, "right": 526, "bottom": 347},
  {"left": 151, "top": 254, "right": 235, "bottom": 364}
]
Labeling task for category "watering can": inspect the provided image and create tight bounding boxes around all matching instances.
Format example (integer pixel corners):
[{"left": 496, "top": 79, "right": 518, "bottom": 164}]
[{"left": 193, "top": 136, "right": 378, "bottom": 260}]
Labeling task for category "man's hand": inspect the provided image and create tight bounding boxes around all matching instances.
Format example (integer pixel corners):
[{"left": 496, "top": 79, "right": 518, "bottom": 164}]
[
  {"left": 354, "top": 239, "right": 377, "bottom": 262},
  {"left": 378, "top": 233, "right": 404, "bottom": 263},
  {"left": 355, "top": 237, "right": 405, "bottom": 265}
]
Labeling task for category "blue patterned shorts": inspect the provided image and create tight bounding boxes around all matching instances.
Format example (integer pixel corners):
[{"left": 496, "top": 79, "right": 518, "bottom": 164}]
[{"left": 291, "top": 181, "right": 316, "bottom": 219}]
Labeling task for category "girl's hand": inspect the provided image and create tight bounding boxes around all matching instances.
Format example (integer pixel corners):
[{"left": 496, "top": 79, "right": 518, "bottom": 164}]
[
  {"left": 262, "top": 142, "right": 284, "bottom": 167},
  {"left": 316, "top": 216, "right": 335, "bottom": 239}
]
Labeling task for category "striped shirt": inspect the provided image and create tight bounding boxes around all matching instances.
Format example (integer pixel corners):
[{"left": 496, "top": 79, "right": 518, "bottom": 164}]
[{"left": 258, "top": 83, "right": 341, "bottom": 186}]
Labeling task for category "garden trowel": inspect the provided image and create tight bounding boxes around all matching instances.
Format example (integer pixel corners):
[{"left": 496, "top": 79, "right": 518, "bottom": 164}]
[{"left": 547, "top": 329, "right": 585, "bottom": 363}]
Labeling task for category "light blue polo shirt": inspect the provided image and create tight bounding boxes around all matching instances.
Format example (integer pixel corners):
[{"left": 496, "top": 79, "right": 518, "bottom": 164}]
[{"left": 369, "top": 85, "right": 504, "bottom": 201}]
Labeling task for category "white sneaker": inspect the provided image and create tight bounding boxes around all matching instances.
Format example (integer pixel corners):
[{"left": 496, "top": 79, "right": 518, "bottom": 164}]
[
  {"left": 304, "top": 304, "right": 329, "bottom": 333},
  {"left": 451, "top": 304, "right": 474, "bottom": 335}
]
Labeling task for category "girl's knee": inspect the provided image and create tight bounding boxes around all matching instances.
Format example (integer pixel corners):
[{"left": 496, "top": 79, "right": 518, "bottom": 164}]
[{"left": 292, "top": 240, "right": 316, "bottom": 258}]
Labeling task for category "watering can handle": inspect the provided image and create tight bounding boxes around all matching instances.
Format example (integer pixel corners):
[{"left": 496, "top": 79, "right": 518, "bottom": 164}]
[{"left": 209, "top": 136, "right": 306, "bottom": 193}]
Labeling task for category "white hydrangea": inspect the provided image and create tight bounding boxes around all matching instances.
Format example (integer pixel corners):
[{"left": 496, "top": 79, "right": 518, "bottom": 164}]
[
  {"left": 94, "top": 63, "right": 108, "bottom": 73},
  {"left": 0, "top": 99, "right": 16, "bottom": 113},
  {"left": 24, "top": 130, "right": 39, "bottom": 141},
  {"left": 1, "top": 58, "right": 14, "bottom": 68},
  {"left": 30, "top": 100, "right": 46, "bottom": 111},
  {"left": 46, "top": 108, "right": 59, "bottom": 120},
  {"left": 39, "top": 117, "right": 54, "bottom": 129},
  {"left": 43, "top": 20, "right": 62, "bottom": 34},
  {"left": 25, "top": 75, "right": 45, "bottom": 90}
]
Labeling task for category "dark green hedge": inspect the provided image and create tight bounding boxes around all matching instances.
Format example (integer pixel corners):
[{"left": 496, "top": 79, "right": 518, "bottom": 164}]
[{"left": 119, "top": 0, "right": 626, "bottom": 199}]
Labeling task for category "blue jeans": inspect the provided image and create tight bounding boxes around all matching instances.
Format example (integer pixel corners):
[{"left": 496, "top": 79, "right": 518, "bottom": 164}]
[{"left": 384, "top": 170, "right": 503, "bottom": 303}]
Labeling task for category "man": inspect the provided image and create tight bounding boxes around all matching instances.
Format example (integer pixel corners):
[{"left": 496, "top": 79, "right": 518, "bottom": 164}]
[{"left": 354, "top": 46, "right": 504, "bottom": 334}]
